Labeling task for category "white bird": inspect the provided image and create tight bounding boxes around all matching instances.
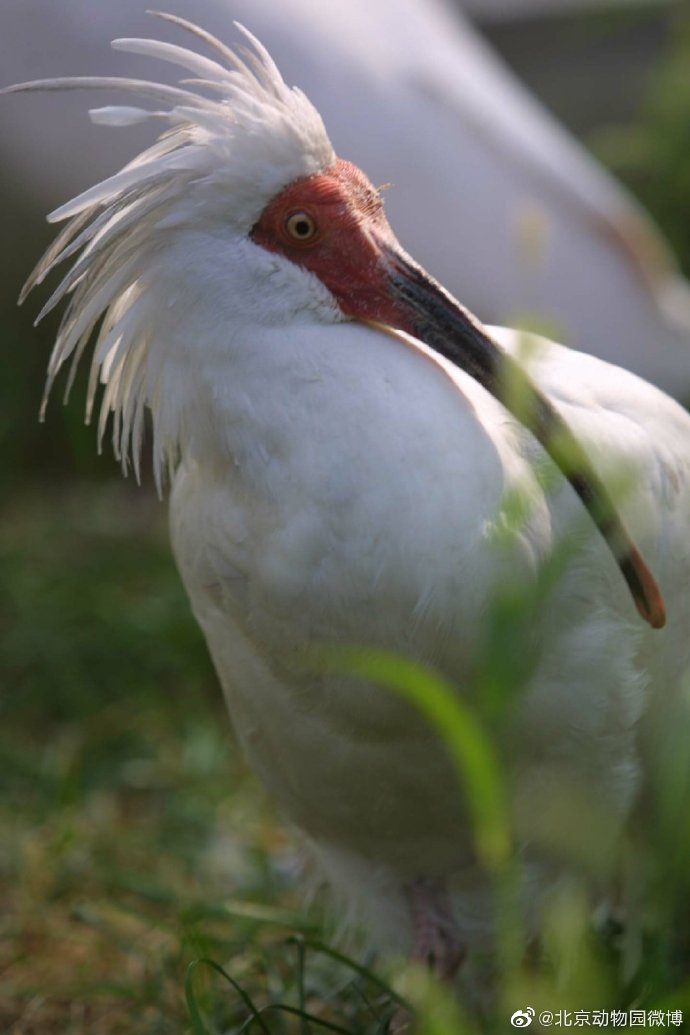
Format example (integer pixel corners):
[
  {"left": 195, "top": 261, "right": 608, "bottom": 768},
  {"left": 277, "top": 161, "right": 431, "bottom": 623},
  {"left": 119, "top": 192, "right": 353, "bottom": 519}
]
[
  {"left": 2, "top": 0, "right": 689, "bottom": 396},
  {"left": 6, "top": 12, "right": 690, "bottom": 989}
]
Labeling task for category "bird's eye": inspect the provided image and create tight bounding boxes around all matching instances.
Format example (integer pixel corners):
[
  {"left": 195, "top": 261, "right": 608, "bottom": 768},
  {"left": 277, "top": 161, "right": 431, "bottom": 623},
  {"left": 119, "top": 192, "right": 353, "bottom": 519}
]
[{"left": 285, "top": 210, "right": 318, "bottom": 242}]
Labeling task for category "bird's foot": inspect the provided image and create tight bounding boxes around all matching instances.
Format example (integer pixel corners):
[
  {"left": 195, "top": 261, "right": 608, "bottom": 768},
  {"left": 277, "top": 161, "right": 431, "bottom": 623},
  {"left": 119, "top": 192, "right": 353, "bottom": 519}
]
[
  {"left": 405, "top": 876, "right": 465, "bottom": 983},
  {"left": 387, "top": 880, "right": 464, "bottom": 1032}
]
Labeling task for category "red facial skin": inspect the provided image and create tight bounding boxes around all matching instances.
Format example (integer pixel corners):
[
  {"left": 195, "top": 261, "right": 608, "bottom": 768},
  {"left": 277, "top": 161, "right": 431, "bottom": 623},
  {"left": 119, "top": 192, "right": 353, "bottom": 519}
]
[{"left": 251, "top": 158, "right": 412, "bottom": 330}]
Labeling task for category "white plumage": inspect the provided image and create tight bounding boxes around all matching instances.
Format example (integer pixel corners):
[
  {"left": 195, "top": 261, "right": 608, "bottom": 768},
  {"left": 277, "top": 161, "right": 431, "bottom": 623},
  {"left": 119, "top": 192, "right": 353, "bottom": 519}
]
[
  {"left": 7, "top": 11, "right": 690, "bottom": 985},
  {"left": 2, "top": 0, "right": 689, "bottom": 396}
]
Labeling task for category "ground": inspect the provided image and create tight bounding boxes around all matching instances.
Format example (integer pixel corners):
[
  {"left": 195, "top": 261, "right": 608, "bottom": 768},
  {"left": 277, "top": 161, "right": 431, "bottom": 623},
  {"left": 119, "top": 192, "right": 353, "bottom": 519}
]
[{"left": 2, "top": 5, "right": 690, "bottom": 1032}]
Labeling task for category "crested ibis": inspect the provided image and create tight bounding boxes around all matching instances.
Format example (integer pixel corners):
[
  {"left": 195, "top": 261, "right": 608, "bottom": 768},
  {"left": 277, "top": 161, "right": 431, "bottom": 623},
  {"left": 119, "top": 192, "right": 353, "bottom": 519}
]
[
  {"left": 1, "top": 0, "right": 689, "bottom": 396},
  {"left": 5, "top": 12, "right": 690, "bottom": 987}
]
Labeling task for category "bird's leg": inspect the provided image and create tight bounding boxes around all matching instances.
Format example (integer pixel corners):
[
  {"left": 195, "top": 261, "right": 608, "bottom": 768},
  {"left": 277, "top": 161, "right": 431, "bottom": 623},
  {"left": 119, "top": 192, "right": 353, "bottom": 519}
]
[
  {"left": 405, "top": 876, "right": 465, "bottom": 982},
  {"left": 387, "top": 879, "right": 465, "bottom": 1033}
]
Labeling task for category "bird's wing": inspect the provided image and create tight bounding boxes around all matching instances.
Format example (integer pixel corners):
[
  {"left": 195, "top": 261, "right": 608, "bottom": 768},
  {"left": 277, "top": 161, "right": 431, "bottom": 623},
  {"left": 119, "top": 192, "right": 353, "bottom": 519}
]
[
  {"left": 167, "top": 319, "right": 690, "bottom": 893},
  {"left": 487, "top": 324, "right": 690, "bottom": 675}
]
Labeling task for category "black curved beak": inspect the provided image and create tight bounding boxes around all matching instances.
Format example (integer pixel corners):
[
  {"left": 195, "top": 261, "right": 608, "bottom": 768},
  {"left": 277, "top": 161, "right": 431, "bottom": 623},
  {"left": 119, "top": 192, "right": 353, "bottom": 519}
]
[{"left": 385, "top": 246, "right": 665, "bottom": 630}]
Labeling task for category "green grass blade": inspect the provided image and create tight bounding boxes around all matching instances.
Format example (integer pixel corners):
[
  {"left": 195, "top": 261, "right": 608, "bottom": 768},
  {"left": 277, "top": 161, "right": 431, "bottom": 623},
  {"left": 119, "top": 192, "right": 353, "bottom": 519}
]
[
  {"left": 320, "top": 647, "right": 511, "bottom": 871},
  {"left": 295, "top": 938, "right": 408, "bottom": 1006},
  {"left": 185, "top": 957, "right": 273, "bottom": 1035},
  {"left": 244, "top": 1003, "right": 354, "bottom": 1035}
]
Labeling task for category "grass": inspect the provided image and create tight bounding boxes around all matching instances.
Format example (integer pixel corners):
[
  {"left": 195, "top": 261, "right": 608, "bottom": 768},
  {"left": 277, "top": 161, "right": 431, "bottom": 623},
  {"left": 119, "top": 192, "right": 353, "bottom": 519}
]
[
  {"left": 4, "top": 482, "right": 690, "bottom": 1034},
  {"left": 0, "top": 480, "right": 304, "bottom": 1032},
  {"left": 0, "top": 483, "right": 424, "bottom": 1033},
  {"left": 2, "top": 8, "right": 690, "bottom": 1033}
]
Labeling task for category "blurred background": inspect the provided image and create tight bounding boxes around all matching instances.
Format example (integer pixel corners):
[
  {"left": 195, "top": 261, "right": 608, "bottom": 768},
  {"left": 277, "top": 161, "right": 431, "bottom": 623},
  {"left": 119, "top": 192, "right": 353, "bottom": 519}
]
[{"left": 1, "top": 1, "right": 689, "bottom": 1031}]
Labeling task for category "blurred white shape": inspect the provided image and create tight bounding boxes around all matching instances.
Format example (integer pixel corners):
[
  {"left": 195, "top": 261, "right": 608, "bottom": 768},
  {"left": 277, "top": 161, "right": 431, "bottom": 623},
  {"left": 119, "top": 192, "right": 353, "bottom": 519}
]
[{"left": 1, "top": 0, "right": 689, "bottom": 395}]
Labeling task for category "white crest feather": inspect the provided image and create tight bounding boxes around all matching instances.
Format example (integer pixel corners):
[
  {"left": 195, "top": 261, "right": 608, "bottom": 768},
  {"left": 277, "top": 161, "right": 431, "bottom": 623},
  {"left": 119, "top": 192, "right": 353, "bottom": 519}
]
[{"left": 4, "top": 12, "right": 335, "bottom": 491}]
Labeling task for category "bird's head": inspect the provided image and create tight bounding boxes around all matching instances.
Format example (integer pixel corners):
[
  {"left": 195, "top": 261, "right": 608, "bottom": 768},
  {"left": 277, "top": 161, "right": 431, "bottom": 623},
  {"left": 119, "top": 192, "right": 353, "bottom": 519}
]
[{"left": 3, "top": 12, "right": 664, "bottom": 628}]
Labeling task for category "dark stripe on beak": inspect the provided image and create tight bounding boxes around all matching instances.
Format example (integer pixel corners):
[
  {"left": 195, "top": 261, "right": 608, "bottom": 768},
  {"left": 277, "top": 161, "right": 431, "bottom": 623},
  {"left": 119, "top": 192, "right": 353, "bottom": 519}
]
[{"left": 390, "top": 254, "right": 665, "bottom": 630}]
